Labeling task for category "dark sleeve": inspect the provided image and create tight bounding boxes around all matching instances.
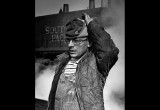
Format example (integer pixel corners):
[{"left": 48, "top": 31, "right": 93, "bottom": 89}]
[{"left": 87, "top": 20, "right": 119, "bottom": 78}]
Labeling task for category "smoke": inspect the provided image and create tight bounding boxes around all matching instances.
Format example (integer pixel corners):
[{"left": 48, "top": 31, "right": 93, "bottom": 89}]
[
  {"left": 35, "top": 59, "right": 57, "bottom": 101},
  {"left": 100, "top": 0, "right": 124, "bottom": 28},
  {"left": 101, "top": 0, "right": 125, "bottom": 110}
]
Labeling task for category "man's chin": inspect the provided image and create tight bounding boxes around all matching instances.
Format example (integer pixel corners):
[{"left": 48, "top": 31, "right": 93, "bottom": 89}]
[{"left": 70, "top": 53, "right": 78, "bottom": 58}]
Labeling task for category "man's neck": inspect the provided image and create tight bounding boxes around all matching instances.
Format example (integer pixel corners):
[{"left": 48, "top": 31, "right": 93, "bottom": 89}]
[{"left": 70, "top": 57, "right": 81, "bottom": 63}]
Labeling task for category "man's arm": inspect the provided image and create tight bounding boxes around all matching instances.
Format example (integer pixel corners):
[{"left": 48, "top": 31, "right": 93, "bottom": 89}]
[{"left": 84, "top": 13, "right": 119, "bottom": 78}]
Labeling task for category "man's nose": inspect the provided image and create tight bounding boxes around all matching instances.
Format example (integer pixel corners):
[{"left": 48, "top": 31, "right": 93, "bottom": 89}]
[{"left": 68, "top": 40, "right": 74, "bottom": 47}]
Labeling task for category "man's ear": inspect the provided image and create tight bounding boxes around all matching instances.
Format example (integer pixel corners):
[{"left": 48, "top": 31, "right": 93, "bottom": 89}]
[{"left": 88, "top": 42, "right": 92, "bottom": 47}]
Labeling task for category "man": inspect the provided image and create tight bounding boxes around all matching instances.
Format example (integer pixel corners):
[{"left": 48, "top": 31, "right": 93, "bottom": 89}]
[{"left": 47, "top": 13, "right": 119, "bottom": 110}]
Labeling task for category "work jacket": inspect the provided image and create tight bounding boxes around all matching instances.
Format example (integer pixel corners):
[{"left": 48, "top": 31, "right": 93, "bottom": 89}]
[{"left": 47, "top": 19, "right": 119, "bottom": 110}]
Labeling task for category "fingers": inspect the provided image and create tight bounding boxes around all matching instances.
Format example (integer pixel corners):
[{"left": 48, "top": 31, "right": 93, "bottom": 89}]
[
  {"left": 82, "top": 13, "right": 90, "bottom": 19},
  {"left": 82, "top": 13, "right": 93, "bottom": 25}
]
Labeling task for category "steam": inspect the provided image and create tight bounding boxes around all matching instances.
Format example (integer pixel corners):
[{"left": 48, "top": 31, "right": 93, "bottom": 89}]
[
  {"left": 35, "top": 59, "right": 57, "bottom": 100},
  {"left": 101, "top": 0, "right": 125, "bottom": 110}
]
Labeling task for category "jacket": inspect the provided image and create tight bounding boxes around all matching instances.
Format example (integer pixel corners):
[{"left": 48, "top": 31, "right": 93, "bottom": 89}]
[{"left": 47, "top": 19, "right": 119, "bottom": 110}]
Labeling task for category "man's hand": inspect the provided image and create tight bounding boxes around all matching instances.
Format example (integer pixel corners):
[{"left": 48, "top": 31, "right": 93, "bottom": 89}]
[{"left": 82, "top": 13, "right": 93, "bottom": 25}]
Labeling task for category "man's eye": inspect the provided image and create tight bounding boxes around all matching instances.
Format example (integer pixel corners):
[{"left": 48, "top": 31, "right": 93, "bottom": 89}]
[{"left": 74, "top": 40, "right": 80, "bottom": 43}]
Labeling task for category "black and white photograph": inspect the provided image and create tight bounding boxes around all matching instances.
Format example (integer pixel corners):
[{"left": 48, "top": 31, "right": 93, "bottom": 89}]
[{"left": 35, "top": 0, "right": 125, "bottom": 110}]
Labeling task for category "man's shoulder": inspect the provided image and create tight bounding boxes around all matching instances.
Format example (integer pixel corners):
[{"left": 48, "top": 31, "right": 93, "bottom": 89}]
[
  {"left": 56, "top": 53, "right": 69, "bottom": 61},
  {"left": 53, "top": 53, "right": 69, "bottom": 67}
]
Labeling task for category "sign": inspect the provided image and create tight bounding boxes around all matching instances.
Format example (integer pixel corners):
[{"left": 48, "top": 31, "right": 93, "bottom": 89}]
[{"left": 45, "top": 26, "right": 66, "bottom": 42}]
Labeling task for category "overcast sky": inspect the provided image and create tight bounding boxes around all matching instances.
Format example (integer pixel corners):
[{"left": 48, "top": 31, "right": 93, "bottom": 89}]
[{"left": 35, "top": 0, "right": 105, "bottom": 17}]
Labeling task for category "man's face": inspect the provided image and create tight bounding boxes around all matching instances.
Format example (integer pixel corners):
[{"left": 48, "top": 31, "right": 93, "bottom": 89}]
[{"left": 66, "top": 37, "right": 89, "bottom": 59}]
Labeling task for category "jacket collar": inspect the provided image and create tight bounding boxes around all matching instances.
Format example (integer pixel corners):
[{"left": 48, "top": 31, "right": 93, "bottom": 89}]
[{"left": 77, "top": 49, "right": 91, "bottom": 64}]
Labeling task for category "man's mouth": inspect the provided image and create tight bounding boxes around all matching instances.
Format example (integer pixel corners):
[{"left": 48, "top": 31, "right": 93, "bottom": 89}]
[{"left": 69, "top": 50, "right": 76, "bottom": 53}]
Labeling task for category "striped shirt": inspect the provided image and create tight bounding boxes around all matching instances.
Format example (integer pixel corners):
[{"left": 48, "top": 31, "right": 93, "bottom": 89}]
[{"left": 63, "top": 58, "right": 80, "bottom": 78}]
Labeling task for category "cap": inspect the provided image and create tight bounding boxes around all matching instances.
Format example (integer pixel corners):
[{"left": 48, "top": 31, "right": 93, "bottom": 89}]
[{"left": 65, "top": 18, "right": 88, "bottom": 39}]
